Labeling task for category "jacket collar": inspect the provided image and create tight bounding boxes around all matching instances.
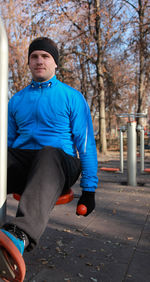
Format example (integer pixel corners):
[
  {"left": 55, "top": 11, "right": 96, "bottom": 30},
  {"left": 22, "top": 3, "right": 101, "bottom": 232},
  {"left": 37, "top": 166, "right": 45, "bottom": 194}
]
[{"left": 31, "top": 75, "right": 57, "bottom": 88}]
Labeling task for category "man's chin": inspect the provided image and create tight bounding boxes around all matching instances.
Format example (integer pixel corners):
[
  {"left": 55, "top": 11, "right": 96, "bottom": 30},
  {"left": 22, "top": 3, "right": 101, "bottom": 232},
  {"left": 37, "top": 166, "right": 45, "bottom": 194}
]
[
  {"left": 36, "top": 77, "right": 46, "bottom": 82},
  {"left": 33, "top": 76, "right": 47, "bottom": 82},
  {"left": 33, "top": 74, "right": 54, "bottom": 82}
]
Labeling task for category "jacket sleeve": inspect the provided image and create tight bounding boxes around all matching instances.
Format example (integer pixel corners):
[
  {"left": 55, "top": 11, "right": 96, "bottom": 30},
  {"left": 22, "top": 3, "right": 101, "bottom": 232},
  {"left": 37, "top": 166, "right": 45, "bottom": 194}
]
[
  {"left": 8, "top": 99, "right": 18, "bottom": 147},
  {"left": 70, "top": 92, "right": 98, "bottom": 192}
]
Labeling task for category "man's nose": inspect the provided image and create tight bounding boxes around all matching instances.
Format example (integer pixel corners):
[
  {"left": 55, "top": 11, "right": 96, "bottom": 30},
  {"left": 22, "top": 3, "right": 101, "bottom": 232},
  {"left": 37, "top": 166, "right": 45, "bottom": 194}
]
[{"left": 37, "top": 56, "right": 43, "bottom": 64}]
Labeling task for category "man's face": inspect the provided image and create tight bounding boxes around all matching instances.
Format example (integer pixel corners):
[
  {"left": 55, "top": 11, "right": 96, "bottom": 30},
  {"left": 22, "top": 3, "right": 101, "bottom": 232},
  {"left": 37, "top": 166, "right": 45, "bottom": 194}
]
[{"left": 29, "top": 50, "right": 57, "bottom": 82}]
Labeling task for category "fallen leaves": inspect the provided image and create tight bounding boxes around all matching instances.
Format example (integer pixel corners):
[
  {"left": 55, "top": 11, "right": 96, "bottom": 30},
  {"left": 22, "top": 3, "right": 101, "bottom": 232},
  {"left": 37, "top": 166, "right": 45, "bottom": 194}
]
[
  {"left": 112, "top": 208, "right": 117, "bottom": 214},
  {"left": 127, "top": 237, "right": 134, "bottom": 240},
  {"left": 56, "top": 240, "right": 64, "bottom": 247},
  {"left": 90, "top": 278, "right": 98, "bottom": 282},
  {"left": 86, "top": 262, "right": 93, "bottom": 266}
]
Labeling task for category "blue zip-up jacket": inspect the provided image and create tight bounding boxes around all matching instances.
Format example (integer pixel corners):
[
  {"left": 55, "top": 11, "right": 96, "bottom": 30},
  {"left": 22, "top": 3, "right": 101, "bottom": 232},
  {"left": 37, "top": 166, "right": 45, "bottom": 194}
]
[{"left": 8, "top": 75, "right": 98, "bottom": 191}]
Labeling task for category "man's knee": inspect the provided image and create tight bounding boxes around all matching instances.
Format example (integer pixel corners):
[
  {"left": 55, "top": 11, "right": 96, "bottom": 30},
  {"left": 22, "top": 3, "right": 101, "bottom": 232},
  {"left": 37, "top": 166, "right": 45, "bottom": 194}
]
[{"left": 38, "top": 146, "right": 63, "bottom": 162}]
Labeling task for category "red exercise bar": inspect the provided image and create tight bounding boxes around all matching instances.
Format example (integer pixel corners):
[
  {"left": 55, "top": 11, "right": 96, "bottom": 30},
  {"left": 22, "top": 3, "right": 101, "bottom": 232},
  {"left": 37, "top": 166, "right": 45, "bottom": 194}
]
[
  {"left": 13, "top": 188, "right": 74, "bottom": 205},
  {"left": 100, "top": 167, "right": 120, "bottom": 172},
  {"left": 144, "top": 168, "right": 150, "bottom": 173}
]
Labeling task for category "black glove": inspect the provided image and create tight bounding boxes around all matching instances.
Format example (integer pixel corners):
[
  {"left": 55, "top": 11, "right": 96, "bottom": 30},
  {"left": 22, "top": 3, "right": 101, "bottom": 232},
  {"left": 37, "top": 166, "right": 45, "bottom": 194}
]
[{"left": 76, "top": 191, "right": 95, "bottom": 216}]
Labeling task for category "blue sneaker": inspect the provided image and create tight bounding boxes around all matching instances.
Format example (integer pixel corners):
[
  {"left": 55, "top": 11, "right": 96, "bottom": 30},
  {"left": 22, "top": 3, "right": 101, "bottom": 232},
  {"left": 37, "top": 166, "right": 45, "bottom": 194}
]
[
  {"left": 0, "top": 225, "right": 27, "bottom": 281},
  {"left": 1, "top": 229, "right": 25, "bottom": 255}
]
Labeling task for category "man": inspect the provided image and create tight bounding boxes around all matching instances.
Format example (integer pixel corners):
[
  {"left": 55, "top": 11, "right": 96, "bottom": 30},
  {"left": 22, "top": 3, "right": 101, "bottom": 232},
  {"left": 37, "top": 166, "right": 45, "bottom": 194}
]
[{"left": 0, "top": 37, "right": 98, "bottom": 280}]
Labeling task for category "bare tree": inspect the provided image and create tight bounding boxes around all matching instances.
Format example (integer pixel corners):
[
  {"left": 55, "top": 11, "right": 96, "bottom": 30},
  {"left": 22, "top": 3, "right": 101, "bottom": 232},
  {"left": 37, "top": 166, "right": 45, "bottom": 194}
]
[
  {"left": 123, "top": 0, "right": 150, "bottom": 125},
  {"left": 1, "top": 0, "right": 149, "bottom": 150},
  {"left": 94, "top": 0, "right": 107, "bottom": 153}
]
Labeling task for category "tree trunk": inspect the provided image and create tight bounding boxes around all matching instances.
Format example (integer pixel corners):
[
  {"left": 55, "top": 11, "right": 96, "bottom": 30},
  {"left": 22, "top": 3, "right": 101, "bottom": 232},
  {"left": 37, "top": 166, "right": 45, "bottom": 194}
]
[
  {"left": 137, "top": 0, "right": 145, "bottom": 126},
  {"left": 95, "top": 0, "right": 107, "bottom": 153}
]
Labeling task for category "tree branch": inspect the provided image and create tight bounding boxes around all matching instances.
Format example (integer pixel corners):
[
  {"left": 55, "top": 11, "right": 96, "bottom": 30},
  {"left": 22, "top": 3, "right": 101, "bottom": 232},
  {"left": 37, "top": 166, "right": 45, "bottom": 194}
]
[{"left": 123, "top": 0, "right": 137, "bottom": 10}]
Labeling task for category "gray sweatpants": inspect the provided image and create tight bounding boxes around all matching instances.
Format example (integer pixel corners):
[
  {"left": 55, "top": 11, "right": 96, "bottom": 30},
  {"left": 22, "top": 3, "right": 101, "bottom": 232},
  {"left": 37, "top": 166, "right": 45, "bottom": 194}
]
[{"left": 6, "top": 146, "right": 81, "bottom": 250}]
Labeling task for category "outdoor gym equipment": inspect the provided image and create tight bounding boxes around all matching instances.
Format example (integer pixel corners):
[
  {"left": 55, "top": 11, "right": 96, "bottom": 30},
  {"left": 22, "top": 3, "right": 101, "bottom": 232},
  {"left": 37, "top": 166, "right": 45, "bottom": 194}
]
[
  {"left": 119, "top": 113, "right": 148, "bottom": 185},
  {"left": 100, "top": 125, "right": 126, "bottom": 173},
  {"left": 0, "top": 19, "right": 86, "bottom": 282},
  {"left": 13, "top": 188, "right": 74, "bottom": 205},
  {"left": 136, "top": 124, "right": 150, "bottom": 174},
  {"left": 0, "top": 18, "right": 8, "bottom": 226},
  {"left": 0, "top": 230, "right": 26, "bottom": 282},
  {"left": 101, "top": 113, "right": 148, "bottom": 186}
]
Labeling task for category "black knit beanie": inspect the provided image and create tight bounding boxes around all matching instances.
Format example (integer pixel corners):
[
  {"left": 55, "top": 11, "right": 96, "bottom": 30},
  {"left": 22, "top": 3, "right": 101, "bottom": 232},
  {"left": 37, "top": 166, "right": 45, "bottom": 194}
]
[{"left": 28, "top": 37, "right": 59, "bottom": 65}]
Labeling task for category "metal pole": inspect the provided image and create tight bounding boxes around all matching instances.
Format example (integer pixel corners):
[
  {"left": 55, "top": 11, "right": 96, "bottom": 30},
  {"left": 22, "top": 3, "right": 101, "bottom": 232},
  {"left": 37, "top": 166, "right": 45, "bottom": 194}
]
[
  {"left": 119, "top": 129, "right": 124, "bottom": 173},
  {"left": 127, "top": 121, "right": 137, "bottom": 186},
  {"left": 140, "top": 128, "right": 144, "bottom": 173},
  {"left": 0, "top": 18, "right": 8, "bottom": 225}
]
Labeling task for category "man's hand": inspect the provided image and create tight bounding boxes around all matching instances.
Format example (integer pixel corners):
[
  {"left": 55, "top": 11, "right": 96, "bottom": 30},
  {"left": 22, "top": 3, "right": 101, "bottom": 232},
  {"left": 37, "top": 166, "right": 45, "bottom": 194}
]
[{"left": 76, "top": 191, "right": 95, "bottom": 216}]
